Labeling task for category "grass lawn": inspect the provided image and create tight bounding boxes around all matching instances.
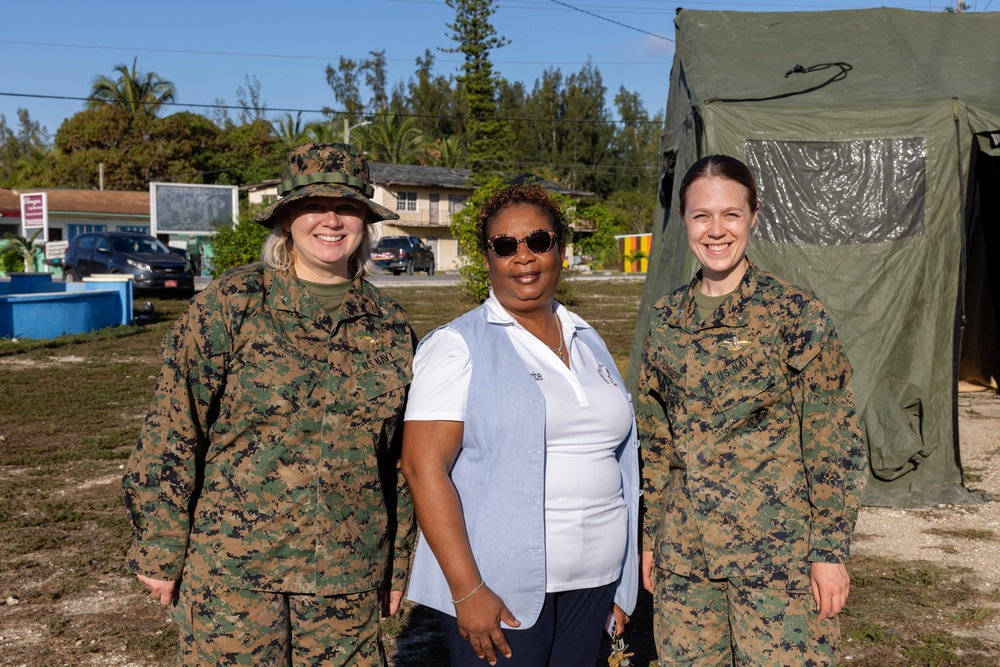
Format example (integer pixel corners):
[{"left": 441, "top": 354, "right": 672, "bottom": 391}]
[{"left": 0, "top": 280, "right": 996, "bottom": 666}]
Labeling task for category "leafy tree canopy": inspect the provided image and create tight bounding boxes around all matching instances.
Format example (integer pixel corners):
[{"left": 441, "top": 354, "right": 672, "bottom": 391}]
[{"left": 0, "top": 109, "right": 50, "bottom": 187}]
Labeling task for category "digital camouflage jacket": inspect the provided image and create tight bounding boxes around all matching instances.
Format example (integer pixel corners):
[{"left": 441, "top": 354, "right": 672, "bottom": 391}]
[
  {"left": 123, "top": 264, "right": 416, "bottom": 595},
  {"left": 638, "top": 260, "right": 867, "bottom": 579}
]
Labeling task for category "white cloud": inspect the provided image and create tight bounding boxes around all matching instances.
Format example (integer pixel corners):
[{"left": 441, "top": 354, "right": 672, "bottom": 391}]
[{"left": 642, "top": 35, "right": 675, "bottom": 57}]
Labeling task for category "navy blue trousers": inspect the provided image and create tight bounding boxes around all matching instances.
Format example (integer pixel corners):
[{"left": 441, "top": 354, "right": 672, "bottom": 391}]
[{"left": 439, "top": 582, "right": 617, "bottom": 667}]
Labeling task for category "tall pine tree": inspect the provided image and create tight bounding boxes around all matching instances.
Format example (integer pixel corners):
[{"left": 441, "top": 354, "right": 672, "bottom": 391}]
[{"left": 443, "top": 0, "right": 512, "bottom": 184}]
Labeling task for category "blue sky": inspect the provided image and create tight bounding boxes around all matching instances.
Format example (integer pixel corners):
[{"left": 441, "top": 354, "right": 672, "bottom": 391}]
[{"left": 0, "top": 0, "right": 978, "bottom": 140}]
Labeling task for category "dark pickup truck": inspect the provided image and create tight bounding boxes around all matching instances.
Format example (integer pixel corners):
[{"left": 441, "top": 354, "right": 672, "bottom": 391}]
[{"left": 371, "top": 236, "right": 435, "bottom": 275}]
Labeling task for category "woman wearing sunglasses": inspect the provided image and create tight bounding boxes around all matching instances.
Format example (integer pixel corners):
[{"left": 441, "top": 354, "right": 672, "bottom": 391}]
[{"left": 401, "top": 183, "right": 639, "bottom": 666}]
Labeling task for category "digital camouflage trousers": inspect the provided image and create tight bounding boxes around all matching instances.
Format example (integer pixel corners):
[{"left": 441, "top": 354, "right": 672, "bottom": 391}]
[
  {"left": 171, "top": 582, "right": 386, "bottom": 667},
  {"left": 652, "top": 563, "right": 840, "bottom": 667}
]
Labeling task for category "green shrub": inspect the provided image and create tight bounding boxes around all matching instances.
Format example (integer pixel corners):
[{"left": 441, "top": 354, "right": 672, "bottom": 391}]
[
  {"left": 208, "top": 202, "right": 270, "bottom": 277},
  {"left": 0, "top": 244, "right": 25, "bottom": 275},
  {"left": 574, "top": 202, "right": 626, "bottom": 270},
  {"left": 450, "top": 177, "right": 506, "bottom": 303}
]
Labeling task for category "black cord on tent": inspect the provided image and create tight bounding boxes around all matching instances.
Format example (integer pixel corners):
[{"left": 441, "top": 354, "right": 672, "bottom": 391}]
[
  {"left": 706, "top": 62, "right": 853, "bottom": 104},
  {"left": 951, "top": 100, "right": 969, "bottom": 471}
]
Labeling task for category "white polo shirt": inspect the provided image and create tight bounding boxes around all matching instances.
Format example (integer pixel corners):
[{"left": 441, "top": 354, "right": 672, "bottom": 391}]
[{"left": 405, "top": 294, "right": 633, "bottom": 592}]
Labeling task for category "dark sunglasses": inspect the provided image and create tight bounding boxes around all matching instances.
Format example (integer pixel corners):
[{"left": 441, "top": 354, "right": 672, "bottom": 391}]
[{"left": 487, "top": 229, "right": 557, "bottom": 258}]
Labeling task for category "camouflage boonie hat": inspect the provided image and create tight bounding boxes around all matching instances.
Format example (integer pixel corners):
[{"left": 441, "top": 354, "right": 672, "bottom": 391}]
[{"left": 254, "top": 142, "right": 399, "bottom": 227}]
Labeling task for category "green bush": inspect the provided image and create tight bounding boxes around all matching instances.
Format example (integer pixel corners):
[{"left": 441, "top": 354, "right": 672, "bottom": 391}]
[
  {"left": 450, "top": 177, "right": 506, "bottom": 303},
  {"left": 573, "top": 189, "right": 656, "bottom": 271},
  {"left": 208, "top": 202, "right": 270, "bottom": 277},
  {"left": 574, "top": 202, "right": 626, "bottom": 270},
  {"left": 0, "top": 244, "right": 25, "bottom": 275}
]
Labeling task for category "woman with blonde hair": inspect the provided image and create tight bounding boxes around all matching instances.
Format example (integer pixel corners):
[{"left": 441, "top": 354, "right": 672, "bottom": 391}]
[{"left": 124, "top": 142, "right": 416, "bottom": 666}]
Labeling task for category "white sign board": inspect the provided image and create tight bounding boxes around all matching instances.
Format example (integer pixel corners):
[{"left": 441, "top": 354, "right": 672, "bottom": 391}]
[
  {"left": 45, "top": 240, "right": 69, "bottom": 260},
  {"left": 150, "top": 183, "right": 239, "bottom": 235}
]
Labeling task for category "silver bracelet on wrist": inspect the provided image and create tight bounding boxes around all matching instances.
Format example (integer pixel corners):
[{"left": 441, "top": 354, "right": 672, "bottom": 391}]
[{"left": 450, "top": 580, "right": 485, "bottom": 605}]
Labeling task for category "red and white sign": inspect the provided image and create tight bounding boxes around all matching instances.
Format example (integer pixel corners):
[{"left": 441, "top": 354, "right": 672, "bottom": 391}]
[{"left": 20, "top": 192, "right": 48, "bottom": 241}]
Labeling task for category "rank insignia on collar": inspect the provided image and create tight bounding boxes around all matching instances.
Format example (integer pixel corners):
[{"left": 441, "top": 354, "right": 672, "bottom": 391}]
[{"left": 720, "top": 335, "right": 750, "bottom": 352}]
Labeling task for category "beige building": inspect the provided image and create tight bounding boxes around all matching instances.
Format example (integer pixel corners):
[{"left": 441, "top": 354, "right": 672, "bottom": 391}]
[{"left": 368, "top": 163, "right": 471, "bottom": 271}]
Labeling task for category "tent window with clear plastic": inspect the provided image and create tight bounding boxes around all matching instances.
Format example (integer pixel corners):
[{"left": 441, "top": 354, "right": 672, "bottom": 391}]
[{"left": 746, "top": 139, "right": 926, "bottom": 245}]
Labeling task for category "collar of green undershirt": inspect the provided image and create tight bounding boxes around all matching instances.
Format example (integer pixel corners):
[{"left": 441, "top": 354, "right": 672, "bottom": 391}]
[
  {"left": 299, "top": 278, "right": 352, "bottom": 315},
  {"left": 692, "top": 282, "right": 730, "bottom": 321}
]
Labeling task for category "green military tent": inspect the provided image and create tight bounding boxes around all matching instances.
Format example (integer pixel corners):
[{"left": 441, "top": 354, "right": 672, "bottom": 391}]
[{"left": 627, "top": 8, "right": 1000, "bottom": 507}]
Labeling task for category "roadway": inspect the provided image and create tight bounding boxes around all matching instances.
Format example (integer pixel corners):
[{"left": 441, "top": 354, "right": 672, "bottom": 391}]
[{"left": 195, "top": 271, "right": 643, "bottom": 291}]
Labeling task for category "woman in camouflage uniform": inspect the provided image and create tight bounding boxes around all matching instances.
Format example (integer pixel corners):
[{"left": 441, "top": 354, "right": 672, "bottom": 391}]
[
  {"left": 638, "top": 155, "right": 868, "bottom": 666},
  {"left": 123, "top": 143, "right": 416, "bottom": 666}
]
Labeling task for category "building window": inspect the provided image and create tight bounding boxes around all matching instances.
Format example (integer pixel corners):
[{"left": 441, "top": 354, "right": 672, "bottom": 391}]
[
  {"left": 261, "top": 193, "right": 279, "bottom": 204},
  {"left": 448, "top": 194, "right": 468, "bottom": 214},
  {"left": 396, "top": 191, "right": 418, "bottom": 212},
  {"left": 67, "top": 224, "right": 108, "bottom": 240}
]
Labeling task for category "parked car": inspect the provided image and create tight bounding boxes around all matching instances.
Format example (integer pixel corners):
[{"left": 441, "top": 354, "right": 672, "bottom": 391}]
[
  {"left": 371, "top": 236, "right": 435, "bottom": 275},
  {"left": 62, "top": 231, "right": 195, "bottom": 296}
]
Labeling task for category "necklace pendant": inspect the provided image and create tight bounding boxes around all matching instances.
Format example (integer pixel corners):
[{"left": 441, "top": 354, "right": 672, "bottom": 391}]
[{"left": 552, "top": 313, "right": 565, "bottom": 359}]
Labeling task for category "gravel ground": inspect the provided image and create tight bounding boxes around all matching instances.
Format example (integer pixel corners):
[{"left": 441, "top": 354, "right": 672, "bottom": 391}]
[{"left": 851, "top": 390, "right": 1000, "bottom": 643}]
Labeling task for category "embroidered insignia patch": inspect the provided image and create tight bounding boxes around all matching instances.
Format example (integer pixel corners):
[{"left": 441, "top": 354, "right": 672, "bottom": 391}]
[
  {"left": 720, "top": 335, "right": 750, "bottom": 352},
  {"left": 597, "top": 362, "right": 619, "bottom": 387}
]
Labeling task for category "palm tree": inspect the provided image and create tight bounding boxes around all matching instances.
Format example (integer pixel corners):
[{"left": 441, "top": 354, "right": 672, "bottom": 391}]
[
  {"left": 1, "top": 229, "right": 44, "bottom": 273},
  {"left": 366, "top": 114, "right": 429, "bottom": 164},
  {"left": 304, "top": 118, "right": 339, "bottom": 144},
  {"left": 273, "top": 112, "right": 308, "bottom": 149},
  {"left": 88, "top": 58, "right": 177, "bottom": 117},
  {"left": 430, "top": 135, "right": 465, "bottom": 168}
]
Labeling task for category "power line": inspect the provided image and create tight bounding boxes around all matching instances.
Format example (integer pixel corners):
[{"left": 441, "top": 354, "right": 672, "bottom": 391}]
[
  {"left": 358, "top": 150, "right": 662, "bottom": 172},
  {"left": 545, "top": 0, "right": 674, "bottom": 42},
  {"left": 0, "top": 91, "right": 666, "bottom": 126},
  {"left": 385, "top": 0, "right": 934, "bottom": 13},
  {"left": 0, "top": 39, "right": 668, "bottom": 68},
  {"left": 391, "top": 0, "right": 678, "bottom": 11}
]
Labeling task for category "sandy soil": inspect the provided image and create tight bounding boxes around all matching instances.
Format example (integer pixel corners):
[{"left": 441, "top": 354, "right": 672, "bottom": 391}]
[{"left": 851, "top": 391, "right": 1000, "bottom": 644}]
